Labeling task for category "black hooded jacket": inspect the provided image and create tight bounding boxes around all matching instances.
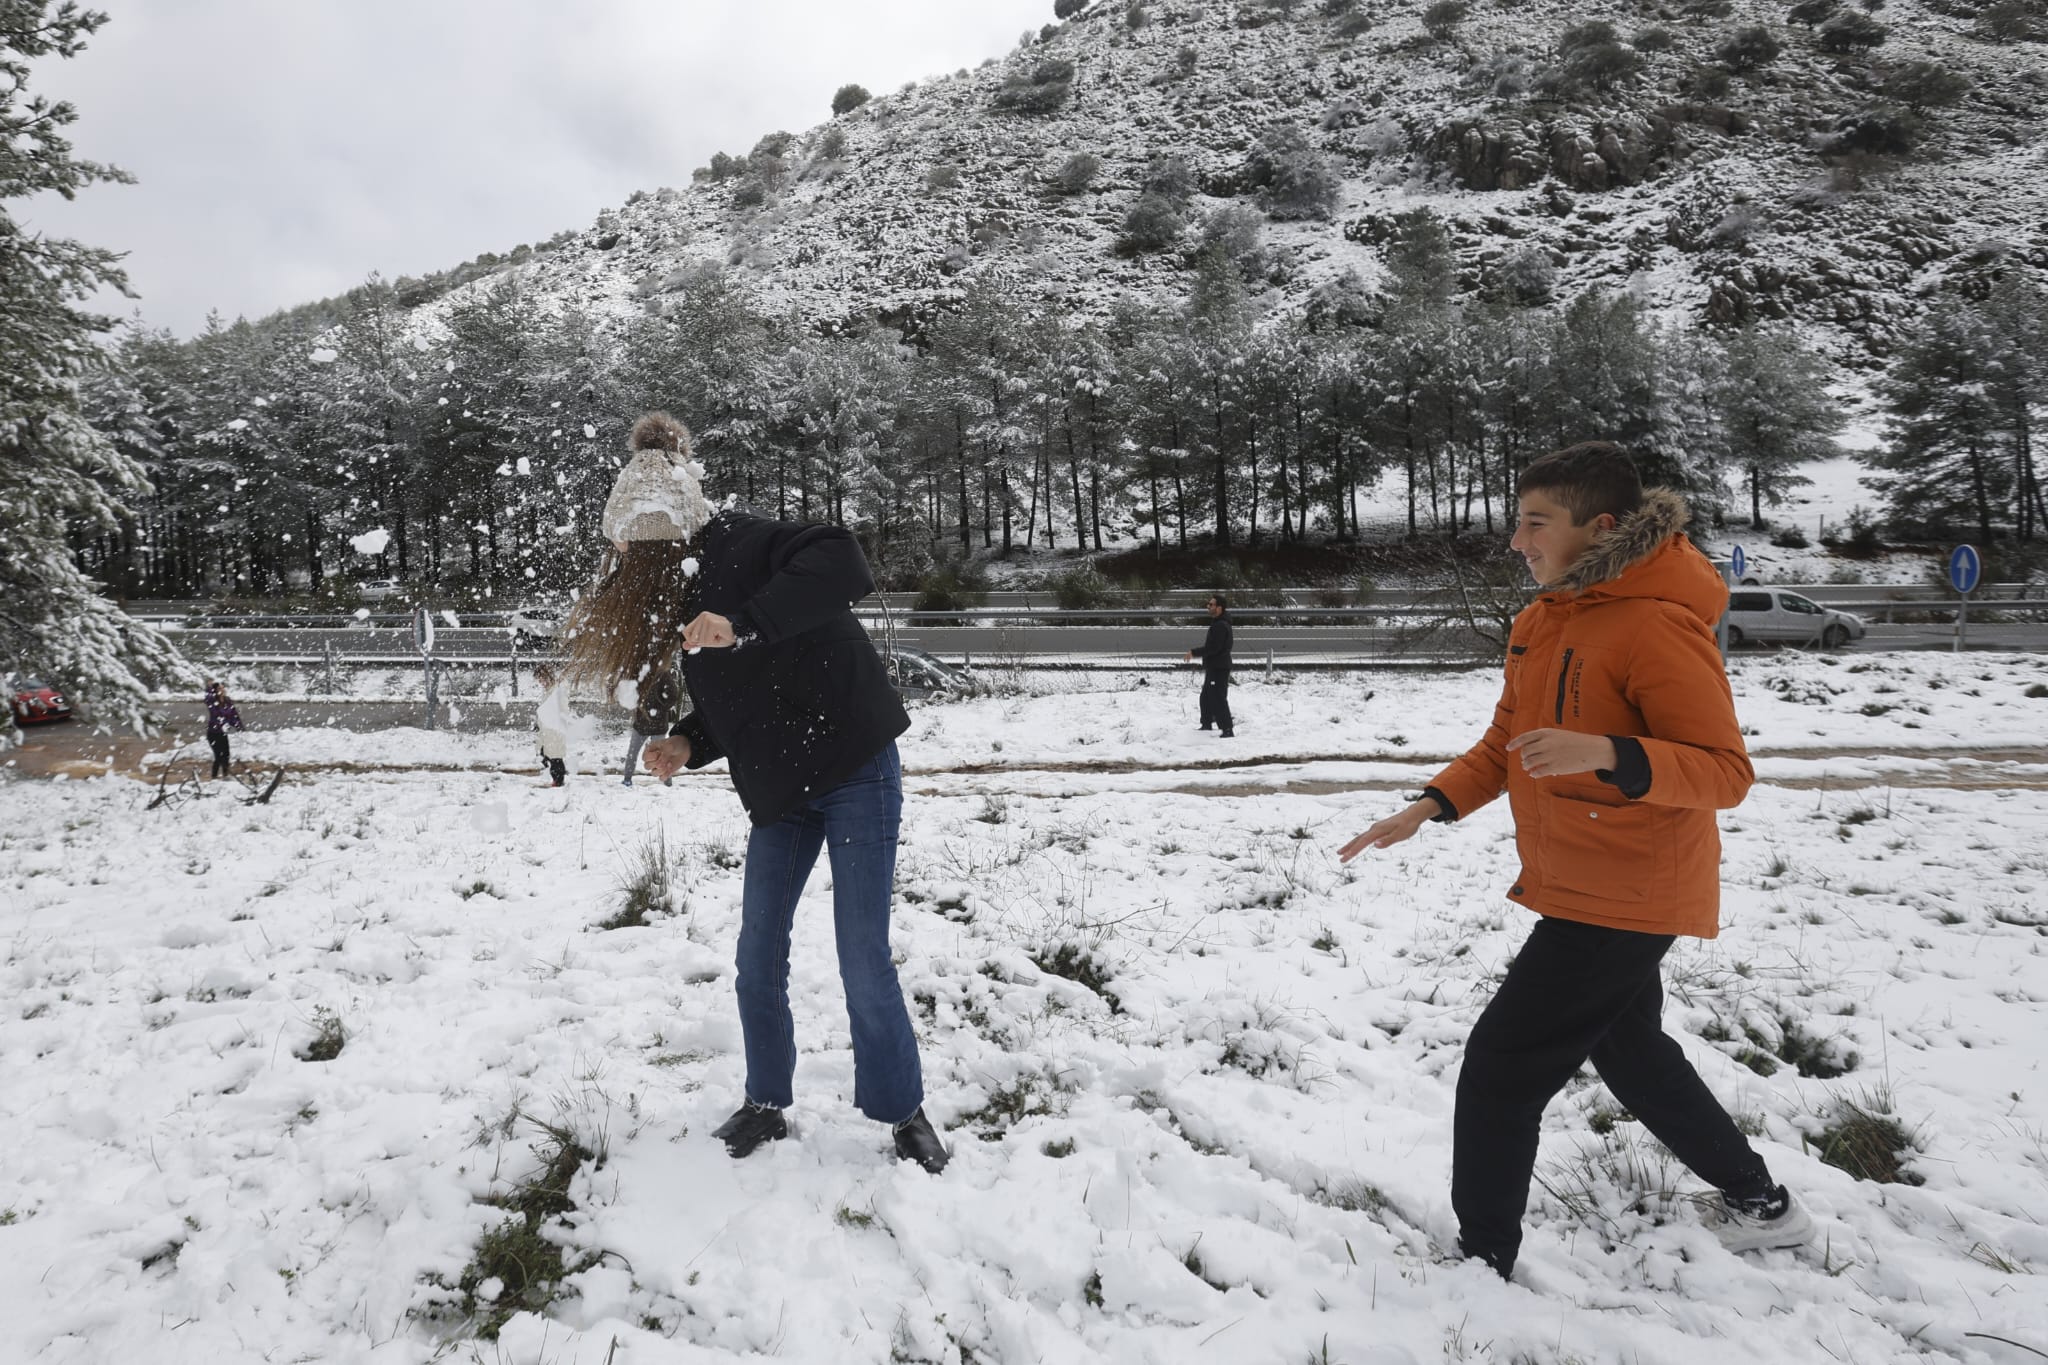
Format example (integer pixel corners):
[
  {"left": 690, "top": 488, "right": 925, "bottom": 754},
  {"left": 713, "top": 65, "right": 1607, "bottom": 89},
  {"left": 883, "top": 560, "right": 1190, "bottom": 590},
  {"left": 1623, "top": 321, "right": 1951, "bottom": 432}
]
[{"left": 668, "top": 511, "right": 909, "bottom": 826}]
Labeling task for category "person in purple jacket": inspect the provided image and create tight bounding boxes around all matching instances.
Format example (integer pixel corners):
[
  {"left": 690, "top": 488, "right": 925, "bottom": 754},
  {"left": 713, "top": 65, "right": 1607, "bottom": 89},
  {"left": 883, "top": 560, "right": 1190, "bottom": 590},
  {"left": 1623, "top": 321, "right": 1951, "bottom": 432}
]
[{"left": 204, "top": 680, "right": 243, "bottom": 779}]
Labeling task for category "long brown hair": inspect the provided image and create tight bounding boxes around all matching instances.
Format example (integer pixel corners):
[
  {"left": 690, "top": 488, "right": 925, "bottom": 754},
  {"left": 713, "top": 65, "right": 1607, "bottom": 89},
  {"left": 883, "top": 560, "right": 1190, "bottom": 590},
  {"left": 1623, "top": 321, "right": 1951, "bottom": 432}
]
[{"left": 561, "top": 539, "right": 698, "bottom": 691}]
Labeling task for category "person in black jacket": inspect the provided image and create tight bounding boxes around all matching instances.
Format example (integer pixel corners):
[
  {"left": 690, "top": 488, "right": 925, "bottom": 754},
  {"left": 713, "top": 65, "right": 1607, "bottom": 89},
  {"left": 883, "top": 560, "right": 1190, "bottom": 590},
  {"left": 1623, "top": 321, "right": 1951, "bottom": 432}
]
[
  {"left": 563, "top": 412, "right": 948, "bottom": 1173},
  {"left": 1183, "top": 593, "right": 1234, "bottom": 737}
]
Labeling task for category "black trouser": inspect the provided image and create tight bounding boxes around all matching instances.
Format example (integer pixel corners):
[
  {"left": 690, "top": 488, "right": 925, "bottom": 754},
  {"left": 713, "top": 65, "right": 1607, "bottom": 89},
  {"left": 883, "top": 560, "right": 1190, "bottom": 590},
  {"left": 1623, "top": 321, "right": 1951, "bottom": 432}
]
[
  {"left": 1453, "top": 915, "right": 1774, "bottom": 1274},
  {"left": 1198, "top": 675, "right": 1233, "bottom": 733},
  {"left": 206, "top": 731, "right": 231, "bottom": 778},
  {"left": 544, "top": 756, "right": 566, "bottom": 785}
]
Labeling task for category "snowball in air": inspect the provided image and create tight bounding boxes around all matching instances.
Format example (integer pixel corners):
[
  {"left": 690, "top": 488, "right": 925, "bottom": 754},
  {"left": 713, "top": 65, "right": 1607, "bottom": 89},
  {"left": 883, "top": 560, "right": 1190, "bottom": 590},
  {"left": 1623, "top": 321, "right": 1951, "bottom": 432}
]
[
  {"left": 615, "top": 678, "right": 640, "bottom": 709},
  {"left": 310, "top": 348, "right": 338, "bottom": 364},
  {"left": 583, "top": 424, "right": 597, "bottom": 439},
  {"left": 350, "top": 529, "right": 392, "bottom": 556},
  {"left": 682, "top": 557, "right": 700, "bottom": 578},
  {"left": 516, "top": 457, "right": 531, "bottom": 475}
]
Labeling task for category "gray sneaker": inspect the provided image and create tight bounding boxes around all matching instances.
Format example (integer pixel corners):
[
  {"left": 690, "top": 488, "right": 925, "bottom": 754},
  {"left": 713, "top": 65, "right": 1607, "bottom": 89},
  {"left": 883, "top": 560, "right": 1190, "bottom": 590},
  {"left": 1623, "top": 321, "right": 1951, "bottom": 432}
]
[{"left": 1706, "top": 1185, "right": 1813, "bottom": 1252}]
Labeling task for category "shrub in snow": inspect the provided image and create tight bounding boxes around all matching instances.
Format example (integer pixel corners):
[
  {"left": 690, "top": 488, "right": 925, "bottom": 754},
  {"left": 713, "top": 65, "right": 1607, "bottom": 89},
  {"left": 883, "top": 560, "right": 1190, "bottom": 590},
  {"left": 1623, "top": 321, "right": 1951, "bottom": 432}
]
[
  {"left": 1199, "top": 205, "right": 1270, "bottom": 280},
  {"left": 1716, "top": 25, "right": 1782, "bottom": 71},
  {"left": 1245, "top": 123, "right": 1340, "bottom": 221},
  {"left": 831, "top": 83, "right": 871, "bottom": 116},
  {"left": 731, "top": 178, "right": 769, "bottom": 208},
  {"left": 1494, "top": 245, "right": 1557, "bottom": 304},
  {"left": 993, "top": 58, "right": 1077, "bottom": 114},
  {"left": 1788, "top": 0, "right": 1838, "bottom": 24},
  {"left": 1141, "top": 153, "right": 1197, "bottom": 204},
  {"left": 1118, "top": 192, "right": 1185, "bottom": 253},
  {"left": 927, "top": 162, "right": 964, "bottom": 191},
  {"left": 1054, "top": 151, "right": 1102, "bottom": 193},
  {"left": 1558, "top": 18, "right": 1620, "bottom": 51},
  {"left": 1882, "top": 60, "right": 1969, "bottom": 111},
  {"left": 1818, "top": 10, "right": 1887, "bottom": 50},
  {"left": 1176, "top": 42, "right": 1199, "bottom": 75},
  {"left": 1463, "top": 50, "right": 1536, "bottom": 97},
  {"left": 1631, "top": 25, "right": 1674, "bottom": 51},
  {"left": 1055, "top": 0, "right": 1089, "bottom": 17},
  {"left": 1691, "top": 63, "right": 1733, "bottom": 98},
  {"left": 817, "top": 126, "right": 849, "bottom": 160},
  {"left": 1421, "top": 0, "right": 1469, "bottom": 39},
  {"left": 694, "top": 151, "right": 744, "bottom": 183},
  {"left": 1816, "top": 104, "right": 1921, "bottom": 156},
  {"left": 1126, "top": 2, "right": 1149, "bottom": 29},
  {"left": 1563, "top": 40, "right": 1646, "bottom": 93},
  {"left": 1978, "top": 0, "right": 2043, "bottom": 42}
]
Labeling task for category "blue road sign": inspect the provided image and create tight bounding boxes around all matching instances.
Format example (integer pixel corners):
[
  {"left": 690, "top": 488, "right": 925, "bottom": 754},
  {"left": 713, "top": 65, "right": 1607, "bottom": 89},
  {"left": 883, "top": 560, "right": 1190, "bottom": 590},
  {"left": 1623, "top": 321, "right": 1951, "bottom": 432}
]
[
  {"left": 1948, "top": 544, "right": 1981, "bottom": 595},
  {"left": 1729, "top": 545, "right": 1746, "bottom": 581}
]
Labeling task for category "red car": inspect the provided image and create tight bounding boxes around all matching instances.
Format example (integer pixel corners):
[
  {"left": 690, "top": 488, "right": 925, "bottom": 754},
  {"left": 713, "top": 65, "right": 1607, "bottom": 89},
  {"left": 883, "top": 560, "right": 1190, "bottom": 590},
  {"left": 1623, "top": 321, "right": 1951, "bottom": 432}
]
[{"left": 8, "top": 678, "right": 73, "bottom": 725}]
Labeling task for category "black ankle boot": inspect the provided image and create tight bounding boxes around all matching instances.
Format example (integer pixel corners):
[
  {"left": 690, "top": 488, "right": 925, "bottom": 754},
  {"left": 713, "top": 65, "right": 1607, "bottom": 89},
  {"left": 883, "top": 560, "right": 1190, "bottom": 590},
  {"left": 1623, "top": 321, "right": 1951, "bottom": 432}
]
[
  {"left": 891, "top": 1107, "right": 950, "bottom": 1174},
  {"left": 711, "top": 1100, "right": 787, "bottom": 1158}
]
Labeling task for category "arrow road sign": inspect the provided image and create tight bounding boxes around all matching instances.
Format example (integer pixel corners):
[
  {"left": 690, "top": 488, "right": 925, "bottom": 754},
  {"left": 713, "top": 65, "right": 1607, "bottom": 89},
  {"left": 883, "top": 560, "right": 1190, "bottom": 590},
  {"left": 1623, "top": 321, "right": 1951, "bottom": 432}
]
[{"left": 1948, "top": 544, "right": 1981, "bottom": 596}]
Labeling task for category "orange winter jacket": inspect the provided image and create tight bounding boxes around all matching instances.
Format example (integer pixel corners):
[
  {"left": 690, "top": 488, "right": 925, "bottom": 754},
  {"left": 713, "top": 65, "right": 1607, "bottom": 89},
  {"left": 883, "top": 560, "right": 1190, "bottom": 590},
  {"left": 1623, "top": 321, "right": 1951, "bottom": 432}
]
[{"left": 1426, "top": 490, "right": 1752, "bottom": 939}]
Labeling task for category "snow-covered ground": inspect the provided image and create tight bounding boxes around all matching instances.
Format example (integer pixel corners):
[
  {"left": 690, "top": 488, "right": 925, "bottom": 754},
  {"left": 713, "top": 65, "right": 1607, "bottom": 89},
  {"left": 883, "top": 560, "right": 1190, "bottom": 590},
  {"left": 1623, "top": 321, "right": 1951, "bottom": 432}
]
[{"left": 4, "top": 653, "right": 2047, "bottom": 1364}]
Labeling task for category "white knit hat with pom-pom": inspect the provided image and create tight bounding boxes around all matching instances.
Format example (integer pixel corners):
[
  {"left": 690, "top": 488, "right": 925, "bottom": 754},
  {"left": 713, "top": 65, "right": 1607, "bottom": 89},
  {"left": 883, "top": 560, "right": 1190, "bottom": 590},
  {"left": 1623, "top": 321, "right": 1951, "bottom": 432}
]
[{"left": 601, "top": 412, "right": 710, "bottom": 543}]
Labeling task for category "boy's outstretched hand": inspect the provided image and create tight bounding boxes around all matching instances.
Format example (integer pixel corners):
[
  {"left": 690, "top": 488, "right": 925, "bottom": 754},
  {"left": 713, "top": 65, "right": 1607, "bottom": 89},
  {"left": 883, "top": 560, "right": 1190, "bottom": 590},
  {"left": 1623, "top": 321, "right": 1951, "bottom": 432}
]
[
  {"left": 1505, "top": 729, "right": 1617, "bottom": 779},
  {"left": 1337, "top": 797, "right": 1441, "bottom": 862}
]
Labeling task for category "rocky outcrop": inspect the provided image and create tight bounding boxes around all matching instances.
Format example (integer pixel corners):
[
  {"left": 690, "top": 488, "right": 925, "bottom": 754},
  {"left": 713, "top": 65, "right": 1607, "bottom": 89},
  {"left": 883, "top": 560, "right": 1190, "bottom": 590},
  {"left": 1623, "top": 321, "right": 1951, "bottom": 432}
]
[{"left": 1427, "top": 112, "right": 1680, "bottom": 192}]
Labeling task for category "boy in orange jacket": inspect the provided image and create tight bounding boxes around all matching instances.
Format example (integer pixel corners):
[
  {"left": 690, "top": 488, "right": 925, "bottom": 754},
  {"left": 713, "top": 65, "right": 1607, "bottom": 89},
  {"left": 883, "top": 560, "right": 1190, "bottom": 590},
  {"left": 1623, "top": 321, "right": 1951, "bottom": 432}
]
[{"left": 1340, "top": 442, "right": 1810, "bottom": 1280}]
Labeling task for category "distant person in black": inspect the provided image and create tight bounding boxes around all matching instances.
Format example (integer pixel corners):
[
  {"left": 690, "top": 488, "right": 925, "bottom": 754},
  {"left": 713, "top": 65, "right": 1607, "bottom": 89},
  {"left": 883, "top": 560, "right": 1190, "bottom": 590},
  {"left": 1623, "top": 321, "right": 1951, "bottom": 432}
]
[{"left": 1183, "top": 593, "right": 1234, "bottom": 737}]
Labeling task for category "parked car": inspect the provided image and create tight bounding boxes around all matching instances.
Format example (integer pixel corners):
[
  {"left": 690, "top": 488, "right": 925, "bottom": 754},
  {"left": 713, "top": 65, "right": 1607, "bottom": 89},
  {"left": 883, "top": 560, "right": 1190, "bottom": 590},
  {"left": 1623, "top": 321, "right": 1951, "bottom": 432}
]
[
  {"left": 877, "top": 644, "right": 970, "bottom": 700},
  {"left": 1724, "top": 589, "right": 1867, "bottom": 649},
  {"left": 8, "top": 677, "right": 74, "bottom": 725},
  {"left": 357, "top": 578, "right": 404, "bottom": 602}
]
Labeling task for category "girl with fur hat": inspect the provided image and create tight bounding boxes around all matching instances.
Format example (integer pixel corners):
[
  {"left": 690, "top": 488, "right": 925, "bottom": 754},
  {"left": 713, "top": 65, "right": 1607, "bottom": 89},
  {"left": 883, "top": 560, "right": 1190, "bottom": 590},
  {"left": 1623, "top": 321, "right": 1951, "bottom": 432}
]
[{"left": 562, "top": 412, "right": 947, "bottom": 1174}]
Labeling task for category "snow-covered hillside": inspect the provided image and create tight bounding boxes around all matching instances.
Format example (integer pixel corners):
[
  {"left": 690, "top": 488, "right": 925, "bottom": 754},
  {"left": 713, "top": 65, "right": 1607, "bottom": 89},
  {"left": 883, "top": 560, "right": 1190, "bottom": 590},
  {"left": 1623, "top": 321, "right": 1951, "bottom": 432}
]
[{"left": 407, "top": 0, "right": 2045, "bottom": 364}]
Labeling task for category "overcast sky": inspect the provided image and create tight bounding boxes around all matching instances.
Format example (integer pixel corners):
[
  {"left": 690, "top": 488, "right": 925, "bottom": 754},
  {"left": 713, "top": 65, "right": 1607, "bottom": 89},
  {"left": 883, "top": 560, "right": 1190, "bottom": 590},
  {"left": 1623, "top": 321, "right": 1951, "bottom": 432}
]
[{"left": 24, "top": 0, "right": 1051, "bottom": 338}]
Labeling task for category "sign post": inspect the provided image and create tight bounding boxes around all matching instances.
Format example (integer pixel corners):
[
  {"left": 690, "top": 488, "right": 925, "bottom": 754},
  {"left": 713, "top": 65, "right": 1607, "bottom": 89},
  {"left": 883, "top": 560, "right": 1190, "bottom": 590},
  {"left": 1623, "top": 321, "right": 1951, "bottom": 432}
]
[
  {"left": 1948, "top": 544, "right": 1981, "bottom": 653},
  {"left": 413, "top": 606, "right": 439, "bottom": 728},
  {"left": 1716, "top": 546, "right": 1745, "bottom": 660}
]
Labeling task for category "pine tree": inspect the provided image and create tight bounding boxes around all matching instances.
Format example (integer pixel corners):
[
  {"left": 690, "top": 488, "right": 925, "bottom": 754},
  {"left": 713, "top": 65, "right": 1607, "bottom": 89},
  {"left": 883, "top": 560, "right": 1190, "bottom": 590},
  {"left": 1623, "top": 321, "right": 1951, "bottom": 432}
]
[
  {"left": 1873, "top": 300, "right": 2009, "bottom": 543},
  {"left": 1979, "top": 275, "right": 2047, "bottom": 541},
  {"left": 1716, "top": 324, "right": 1840, "bottom": 528},
  {"left": 2, "top": 4, "right": 191, "bottom": 731}
]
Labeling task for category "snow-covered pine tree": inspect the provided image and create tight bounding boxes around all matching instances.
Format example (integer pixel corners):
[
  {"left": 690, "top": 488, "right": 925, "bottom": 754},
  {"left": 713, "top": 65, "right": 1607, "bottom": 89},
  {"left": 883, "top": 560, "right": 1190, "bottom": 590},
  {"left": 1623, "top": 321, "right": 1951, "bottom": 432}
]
[
  {"left": 1874, "top": 299, "right": 2016, "bottom": 545},
  {"left": 1716, "top": 324, "right": 1840, "bottom": 529},
  {"left": 1, "top": 4, "right": 192, "bottom": 734}
]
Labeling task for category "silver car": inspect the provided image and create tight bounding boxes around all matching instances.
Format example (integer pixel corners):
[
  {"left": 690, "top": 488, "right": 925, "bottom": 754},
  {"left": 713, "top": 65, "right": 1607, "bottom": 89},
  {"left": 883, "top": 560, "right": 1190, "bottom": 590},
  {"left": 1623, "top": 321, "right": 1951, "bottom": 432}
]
[{"left": 1725, "top": 589, "right": 1867, "bottom": 649}]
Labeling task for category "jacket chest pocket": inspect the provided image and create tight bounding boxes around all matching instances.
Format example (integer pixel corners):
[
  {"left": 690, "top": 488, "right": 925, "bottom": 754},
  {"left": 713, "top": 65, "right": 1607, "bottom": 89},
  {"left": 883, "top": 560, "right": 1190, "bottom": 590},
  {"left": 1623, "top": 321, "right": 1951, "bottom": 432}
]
[{"left": 1546, "top": 644, "right": 1631, "bottom": 729}]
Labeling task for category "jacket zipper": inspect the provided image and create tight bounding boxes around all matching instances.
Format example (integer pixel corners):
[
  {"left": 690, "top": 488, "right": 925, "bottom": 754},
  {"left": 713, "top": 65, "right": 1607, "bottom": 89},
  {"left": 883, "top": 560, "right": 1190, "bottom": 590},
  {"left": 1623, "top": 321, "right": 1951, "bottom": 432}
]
[{"left": 1554, "top": 647, "right": 1575, "bottom": 723}]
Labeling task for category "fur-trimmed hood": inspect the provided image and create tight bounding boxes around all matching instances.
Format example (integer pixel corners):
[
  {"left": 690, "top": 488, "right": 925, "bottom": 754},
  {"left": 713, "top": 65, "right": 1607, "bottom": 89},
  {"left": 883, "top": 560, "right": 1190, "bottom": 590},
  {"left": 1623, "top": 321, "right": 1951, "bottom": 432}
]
[{"left": 1548, "top": 488, "right": 1725, "bottom": 626}]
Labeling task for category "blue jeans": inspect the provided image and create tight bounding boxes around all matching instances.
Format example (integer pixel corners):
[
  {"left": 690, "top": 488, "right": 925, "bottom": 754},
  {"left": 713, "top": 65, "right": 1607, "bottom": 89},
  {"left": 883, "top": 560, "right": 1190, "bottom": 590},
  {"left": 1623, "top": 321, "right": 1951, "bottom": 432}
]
[{"left": 735, "top": 742, "right": 923, "bottom": 1123}]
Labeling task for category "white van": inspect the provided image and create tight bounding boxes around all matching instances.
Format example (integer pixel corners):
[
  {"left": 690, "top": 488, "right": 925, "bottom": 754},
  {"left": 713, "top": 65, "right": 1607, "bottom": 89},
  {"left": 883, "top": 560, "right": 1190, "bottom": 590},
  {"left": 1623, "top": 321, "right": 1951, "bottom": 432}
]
[{"left": 1725, "top": 589, "right": 1867, "bottom": 649}]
